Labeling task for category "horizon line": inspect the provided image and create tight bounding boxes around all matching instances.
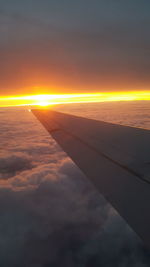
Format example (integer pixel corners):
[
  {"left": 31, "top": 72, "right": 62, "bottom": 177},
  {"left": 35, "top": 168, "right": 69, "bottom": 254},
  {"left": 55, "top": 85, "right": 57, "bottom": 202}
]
[{"left": 0, "top": 91, "right": 150, "bottom": 107}]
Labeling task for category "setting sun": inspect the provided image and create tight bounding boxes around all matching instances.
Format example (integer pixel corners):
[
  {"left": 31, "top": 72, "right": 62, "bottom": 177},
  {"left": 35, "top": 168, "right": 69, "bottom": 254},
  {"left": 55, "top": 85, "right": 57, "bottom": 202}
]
[{"left": 34, "top": 95, "right": 50, "bottom": 106}]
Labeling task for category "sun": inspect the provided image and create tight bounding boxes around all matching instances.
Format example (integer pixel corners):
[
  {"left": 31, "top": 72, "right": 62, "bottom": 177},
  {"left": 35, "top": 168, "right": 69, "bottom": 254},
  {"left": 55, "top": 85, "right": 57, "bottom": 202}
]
[
  {"left": 38, "top": 101, "right": 49, "bottom": 106},
  {"left": 34, "top": 95, "right": 50, "bottom": 106}
]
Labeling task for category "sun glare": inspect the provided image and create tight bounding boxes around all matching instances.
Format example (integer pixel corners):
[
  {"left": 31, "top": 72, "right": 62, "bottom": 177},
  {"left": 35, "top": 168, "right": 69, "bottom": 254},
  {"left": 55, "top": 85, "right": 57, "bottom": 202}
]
[
  {"left": 0, "top": 91, "right": 150, "bottom": 107},
  {"left": 34, "top": 95, "right": 50, "bottom": 106}
]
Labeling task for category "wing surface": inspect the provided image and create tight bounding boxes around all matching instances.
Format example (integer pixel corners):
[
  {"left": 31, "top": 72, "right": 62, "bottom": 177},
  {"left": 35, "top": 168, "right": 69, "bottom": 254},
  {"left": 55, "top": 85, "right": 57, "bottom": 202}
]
[{"left": 32, "top": 109, "right": 150, "bottom": 248}]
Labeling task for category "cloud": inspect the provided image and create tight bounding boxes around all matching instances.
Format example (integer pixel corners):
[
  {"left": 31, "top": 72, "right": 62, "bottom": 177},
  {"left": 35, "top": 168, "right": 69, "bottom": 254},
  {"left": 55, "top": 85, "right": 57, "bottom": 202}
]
[
  {"left": 0, "top": 152, "right": 33, "bottom": 179},
  {"left": 0, "top": 106, "right": 150, "bottom": 266}
]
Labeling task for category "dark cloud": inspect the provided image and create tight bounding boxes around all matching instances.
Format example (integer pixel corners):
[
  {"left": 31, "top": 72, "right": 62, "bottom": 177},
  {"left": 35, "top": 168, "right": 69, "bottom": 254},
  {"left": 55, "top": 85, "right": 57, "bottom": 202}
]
[{"left": 0, "top": 152, "right": 33, "bottom": 178}]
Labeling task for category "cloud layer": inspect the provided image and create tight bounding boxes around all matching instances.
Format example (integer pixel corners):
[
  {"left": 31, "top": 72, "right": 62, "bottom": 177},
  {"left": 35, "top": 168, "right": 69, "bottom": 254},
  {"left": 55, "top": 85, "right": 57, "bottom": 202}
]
[{"left": 0, "top": 102, "right": 150, "bottom": 266}]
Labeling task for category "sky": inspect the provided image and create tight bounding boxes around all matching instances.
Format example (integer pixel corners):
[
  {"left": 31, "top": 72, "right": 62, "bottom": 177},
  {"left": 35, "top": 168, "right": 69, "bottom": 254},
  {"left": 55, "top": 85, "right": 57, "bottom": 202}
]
[
  {"left": 0, "top": 101, "right": 150, "bottom": 266},
  {"left": 1, "top": 2, "right": 150, "bottom": 265},
  {"left": 0, "top": 0, "right": 150, "bottom": 96}
]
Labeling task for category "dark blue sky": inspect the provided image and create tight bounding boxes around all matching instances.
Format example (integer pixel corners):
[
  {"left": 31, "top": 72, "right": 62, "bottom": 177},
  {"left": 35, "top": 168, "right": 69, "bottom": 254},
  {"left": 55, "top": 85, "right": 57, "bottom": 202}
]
[{"left": 0, "top": 0, "right": 150, "bottom": 94}]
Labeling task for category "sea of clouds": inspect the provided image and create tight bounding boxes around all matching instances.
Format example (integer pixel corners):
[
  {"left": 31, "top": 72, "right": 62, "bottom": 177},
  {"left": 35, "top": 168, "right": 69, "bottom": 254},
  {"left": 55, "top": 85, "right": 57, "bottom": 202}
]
[{"left": 0, "top": 101, "right": 150, "bottom": 267}]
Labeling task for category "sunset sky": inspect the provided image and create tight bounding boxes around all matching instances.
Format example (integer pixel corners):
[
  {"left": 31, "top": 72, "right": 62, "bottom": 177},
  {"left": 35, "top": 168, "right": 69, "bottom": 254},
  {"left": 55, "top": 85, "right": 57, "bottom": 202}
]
[
  {"left": 0, "top": 0, "right": 150, "bottom": 100},
  {"left": 1, "top": 2, "right": 150, "bottom": 266}
]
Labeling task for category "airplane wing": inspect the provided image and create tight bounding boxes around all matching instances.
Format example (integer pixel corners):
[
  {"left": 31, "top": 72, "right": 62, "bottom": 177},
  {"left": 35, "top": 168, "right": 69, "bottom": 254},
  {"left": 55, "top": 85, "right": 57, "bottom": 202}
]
[{"left": 32, "top": 109, "right": 150, "bottom": 249}]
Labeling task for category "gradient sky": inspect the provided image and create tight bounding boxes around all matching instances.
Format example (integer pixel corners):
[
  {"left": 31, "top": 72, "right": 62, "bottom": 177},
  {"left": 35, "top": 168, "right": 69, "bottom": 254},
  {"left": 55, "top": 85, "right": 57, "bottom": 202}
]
[{"left": 0, "top": 0, "right": 150, "bottom": 95}]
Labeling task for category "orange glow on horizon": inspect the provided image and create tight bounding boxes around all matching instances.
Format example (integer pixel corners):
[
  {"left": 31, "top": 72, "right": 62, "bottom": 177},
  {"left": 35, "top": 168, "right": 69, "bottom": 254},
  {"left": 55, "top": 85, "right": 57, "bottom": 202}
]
[{"left": 0, "top": 91, "right": 150, "bottom": 107}]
